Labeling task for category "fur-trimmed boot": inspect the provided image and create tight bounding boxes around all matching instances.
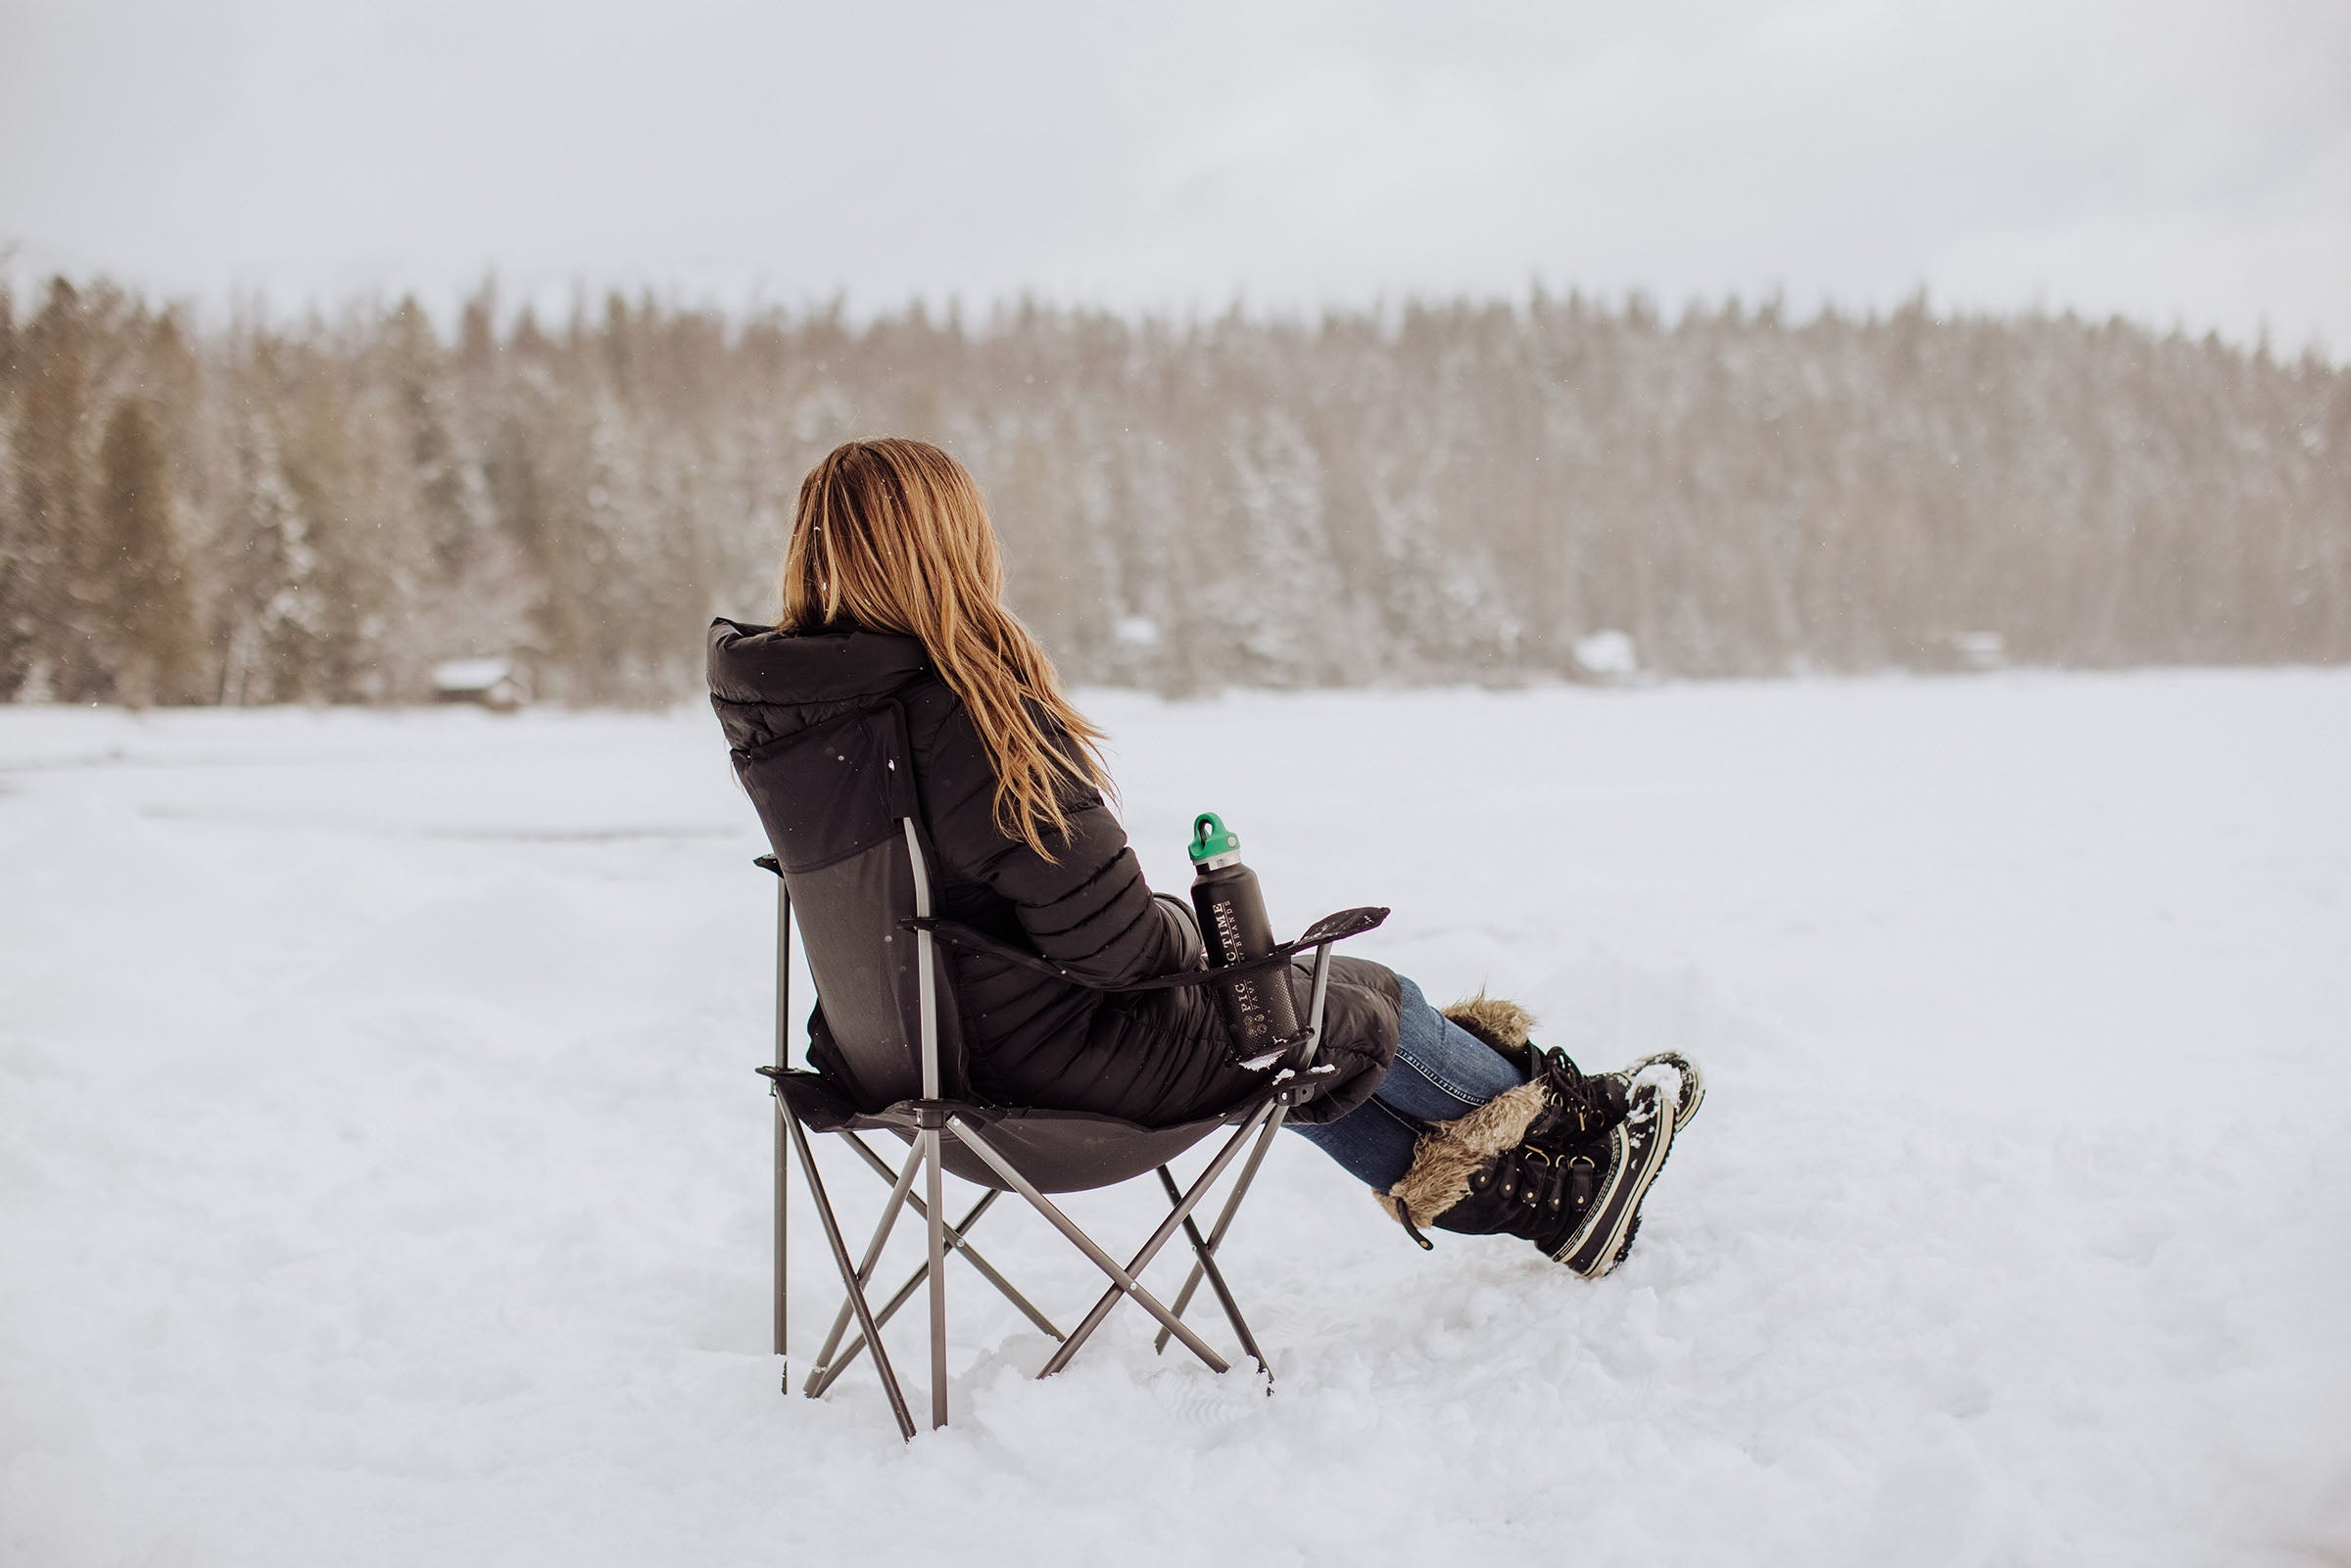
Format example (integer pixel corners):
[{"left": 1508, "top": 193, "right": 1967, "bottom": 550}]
[
  {"left": 1378, "top": 1080, "right": 1680, "bottom": 1278},
  {"left": 1371, "top": 993, "right": 1699, "bottom": 1276}
]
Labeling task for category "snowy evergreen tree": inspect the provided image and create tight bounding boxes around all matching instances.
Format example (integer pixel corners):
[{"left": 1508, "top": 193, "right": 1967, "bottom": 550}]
[
  {"left": 94, "top": 398, "right": 195, "bottom": 703},
  {"left": 5, "top": 280, "right": 93, "bottom": 699}
]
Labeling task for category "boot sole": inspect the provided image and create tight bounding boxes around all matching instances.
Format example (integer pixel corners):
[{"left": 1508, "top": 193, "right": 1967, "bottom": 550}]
[{"left": 1553, "top": 1094, "right": 1678, "bottom": 1277}]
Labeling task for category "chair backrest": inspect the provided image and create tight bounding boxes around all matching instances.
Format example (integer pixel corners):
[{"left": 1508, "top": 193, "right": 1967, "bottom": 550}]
[{"left": 732, "top": 701, "right": 966, "bottom": 1110}]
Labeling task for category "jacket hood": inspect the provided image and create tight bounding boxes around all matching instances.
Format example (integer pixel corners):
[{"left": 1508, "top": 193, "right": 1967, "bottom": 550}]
[
  {"left": 707, "top": 617, "right": 931, "bottom": 753},
  {"left": 707, "top": 617, "right": 928, "bottom": 704}
]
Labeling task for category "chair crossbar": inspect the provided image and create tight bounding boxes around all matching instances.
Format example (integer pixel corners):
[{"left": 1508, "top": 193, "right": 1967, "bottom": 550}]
[
  {"left": 1156, "top": 1105, "right": 1290, "bottom": 1354},
  {"left": 945, "top": 1114, "right": 1239, "bottom": 1375},
  {"left": 835, "top": 1132, "right": 1062, "bottom": 1341},
  {"left": 804, "top": 1136, "right": 927, "bottom": 1389},
  {"left": 1156, "top": 1165, "right": 1267, "bottom": 1376},
  {"left": 1033, "top": 1098, "right": 1279, "bottom": 1378},
  {"left": 809, "top": 1188, "right": 999, "bottom": 1398}
]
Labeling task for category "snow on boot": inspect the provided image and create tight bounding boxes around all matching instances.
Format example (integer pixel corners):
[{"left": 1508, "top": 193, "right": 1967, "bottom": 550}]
[
  {"left": 1378, "top": 1082, "right": 1681, "bottom": 1278},
  {"left": 1625, "top": 1051, "right": 1705, "bottom": 1133}
]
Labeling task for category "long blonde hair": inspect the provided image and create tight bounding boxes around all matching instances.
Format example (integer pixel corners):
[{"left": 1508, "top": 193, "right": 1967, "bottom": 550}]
[{"left": 780, "top": 438, "right": 1112, "bottom": 856}]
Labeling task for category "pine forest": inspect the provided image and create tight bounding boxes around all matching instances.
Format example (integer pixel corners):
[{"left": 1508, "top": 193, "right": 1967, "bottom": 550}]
[{"left": 2, "top": 276, "right": 2345, "bottom": 706}]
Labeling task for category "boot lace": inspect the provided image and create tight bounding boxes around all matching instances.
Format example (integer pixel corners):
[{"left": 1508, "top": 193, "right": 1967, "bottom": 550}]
[{"left": 1527, "top": 1046, "right": 1629, "bottom": 1144}]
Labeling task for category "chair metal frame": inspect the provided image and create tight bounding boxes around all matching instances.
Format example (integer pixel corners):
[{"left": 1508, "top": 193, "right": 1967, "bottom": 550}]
[{"left": 757, "top": 825, "right": 1370, "bottom": 1440}]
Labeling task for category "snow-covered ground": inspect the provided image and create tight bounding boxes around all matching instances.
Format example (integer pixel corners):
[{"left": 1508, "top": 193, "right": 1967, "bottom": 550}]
[{"left": 3, "top": 672, "right": 2347, "bottom": 1567}]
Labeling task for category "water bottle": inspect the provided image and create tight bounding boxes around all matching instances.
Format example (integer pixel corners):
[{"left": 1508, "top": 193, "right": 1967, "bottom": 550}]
[{"left": 1187, "top": 812, "right": 1301, "bottom": 1064}]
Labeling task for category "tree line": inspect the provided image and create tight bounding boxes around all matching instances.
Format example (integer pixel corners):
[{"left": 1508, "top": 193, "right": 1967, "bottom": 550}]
[{"left": 1, "top": 275, "right": 2344, "bottom": 705}]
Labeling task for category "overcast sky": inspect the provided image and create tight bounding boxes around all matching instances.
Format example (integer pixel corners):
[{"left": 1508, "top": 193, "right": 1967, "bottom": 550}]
[{"left": 3, "top": 0, "right": 2346, "bottom": 354}]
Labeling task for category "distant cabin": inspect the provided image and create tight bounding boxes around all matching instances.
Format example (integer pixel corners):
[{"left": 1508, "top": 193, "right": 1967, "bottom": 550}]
[
  {"left": 1948, "top": 632, "right": 2008, "bottom": 672},
  {"left": 1924, "top": 632, "right": 2009, "bottom": 673},
  {"left": 1570, "top": 629, "right": 1639, "bottom": 685},
  {"left": 432, "top": 657, "right": 529, "bottom": 711}
]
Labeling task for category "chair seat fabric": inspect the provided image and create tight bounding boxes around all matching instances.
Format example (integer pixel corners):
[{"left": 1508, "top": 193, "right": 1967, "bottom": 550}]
[{"left": 774, "top": 1069, "right": 1259, "bottom": 1194}]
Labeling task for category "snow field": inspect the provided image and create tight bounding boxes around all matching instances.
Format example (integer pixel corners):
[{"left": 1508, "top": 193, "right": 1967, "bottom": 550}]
[{"left": 2, "top": 672, "right": 2347, "bottom": 1566}]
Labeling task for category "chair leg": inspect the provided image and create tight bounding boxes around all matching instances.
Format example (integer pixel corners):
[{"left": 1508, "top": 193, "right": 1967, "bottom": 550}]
[
  {"left": 782, "top": 1105, "right": 917, "bottom": 1441},
  {"left": 946, "top": 1116, "right": 1236, "bottom": 1375},
  {"left": 922, "top": 1127, "right": 949, "bottom": 1430},
  {"left": 804, "top": 1139, "right": 924, "bottom": 1399},
  {"left": 773, "top": 1097, "right": 790, "bottom": 1389},
  {"left": 1156, "top": 1165, "right": 1269, "bottom": 1380},
  {"left": 772, "top": 880, "right": 793, "bottom": 1389},
  {"left": 1155, "top": 1106, "right": 1290, "bottom": 1354},
  {"left": 838, "top": 1133, "right": 1064, "bottom": 1341}
]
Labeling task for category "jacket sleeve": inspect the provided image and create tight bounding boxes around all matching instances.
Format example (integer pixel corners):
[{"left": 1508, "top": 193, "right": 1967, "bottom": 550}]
[
  {"left": 921, "top": 705, "right": 1190, "bottom": 988},
  {"left": 1152, "top": 891, "right": 1206, "bottom": 971}
]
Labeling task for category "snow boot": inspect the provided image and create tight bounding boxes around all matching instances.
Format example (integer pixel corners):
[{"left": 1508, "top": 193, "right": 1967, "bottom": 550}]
[
  {"left": 1378, "top": 1080, "right": 1681, "bottom": 1278},
  {"left": 1443, "top": 992, "right": 1705, "bottom": 1133}
]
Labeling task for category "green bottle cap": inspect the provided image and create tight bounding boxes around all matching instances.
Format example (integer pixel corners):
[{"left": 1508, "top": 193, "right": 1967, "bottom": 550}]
[{"left": 1188, "top": 812, "right": 1240, "bottom": 863}]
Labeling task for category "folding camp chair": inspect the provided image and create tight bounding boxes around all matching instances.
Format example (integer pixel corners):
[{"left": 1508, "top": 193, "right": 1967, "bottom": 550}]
[{"left": 743, "top": 714, "right": 1384, "bottom": 1440}]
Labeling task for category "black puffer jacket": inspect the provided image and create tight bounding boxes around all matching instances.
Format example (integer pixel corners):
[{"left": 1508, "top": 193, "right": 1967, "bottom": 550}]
[{"left": 708, "top": 618, "right": 1400, "bottom": 1127}]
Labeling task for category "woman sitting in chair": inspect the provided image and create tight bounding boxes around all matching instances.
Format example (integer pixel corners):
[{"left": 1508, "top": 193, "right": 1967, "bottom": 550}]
[{"left": 708, "top": 438, "right": 1700, "bottom": 1276}]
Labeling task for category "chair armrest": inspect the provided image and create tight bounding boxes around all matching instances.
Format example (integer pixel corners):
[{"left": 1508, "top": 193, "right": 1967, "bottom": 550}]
[{"left": 1293, "top": 906, "right": 1388, "bottom": 948}]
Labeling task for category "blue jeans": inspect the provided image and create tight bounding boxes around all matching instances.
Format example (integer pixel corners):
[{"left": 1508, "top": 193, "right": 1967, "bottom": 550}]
[{"left": 1288, "top": 975, "right": 1527, "bottom": 1189}]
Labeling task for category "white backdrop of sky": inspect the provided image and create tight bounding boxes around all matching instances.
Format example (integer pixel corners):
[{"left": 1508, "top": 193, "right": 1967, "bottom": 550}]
[{"left": 2, "top": 0, "right": 2345, "bottom": 353}]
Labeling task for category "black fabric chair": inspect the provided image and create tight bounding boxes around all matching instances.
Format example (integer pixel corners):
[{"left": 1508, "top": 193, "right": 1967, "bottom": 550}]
[{"left": 745, "top": 708, "right": 1383, "bottom": 1439}]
